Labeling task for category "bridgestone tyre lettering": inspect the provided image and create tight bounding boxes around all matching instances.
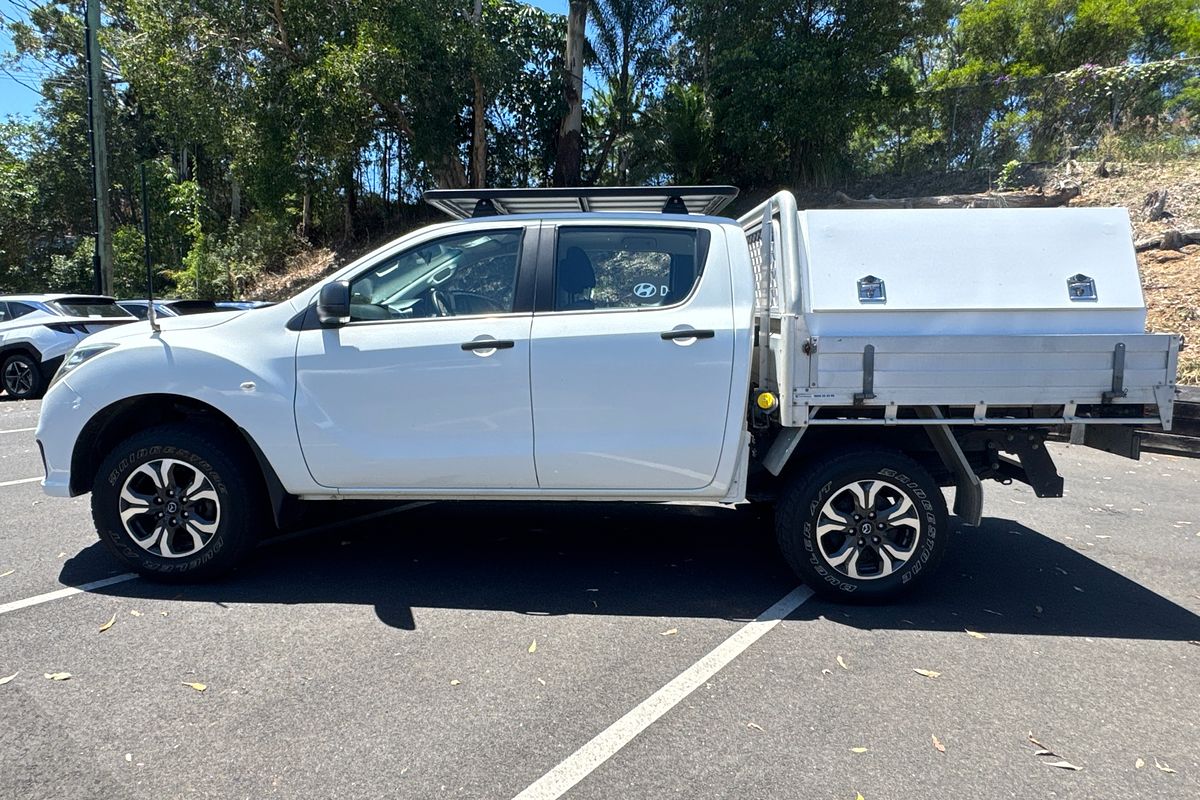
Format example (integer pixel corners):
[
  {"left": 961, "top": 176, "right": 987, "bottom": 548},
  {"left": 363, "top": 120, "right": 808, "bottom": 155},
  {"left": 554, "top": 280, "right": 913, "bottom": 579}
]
[
  {"left": 91, "top": 424, "right": 262, "bottom": 581},
  {"left": 775, "top": 448, "right": 950, "bottom": 602}
]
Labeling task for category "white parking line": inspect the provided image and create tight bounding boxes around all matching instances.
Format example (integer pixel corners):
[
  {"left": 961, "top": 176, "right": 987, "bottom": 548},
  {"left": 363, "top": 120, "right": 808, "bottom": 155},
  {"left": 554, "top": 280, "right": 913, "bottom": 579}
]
[
  {"left": 0, "top": 476, "right": 41, "bottom": 487},
  {"left": 0, "top": 573, "right": 138, "bottom": 615},
  {"left": 0, "top": 427, "right": 36, "bottom": 435},
  {"left": 511, "top": 585, "right": 814, "bottom": 800},
  {"left": 0, "top": 501, "right": 434, "bottom": 617}
]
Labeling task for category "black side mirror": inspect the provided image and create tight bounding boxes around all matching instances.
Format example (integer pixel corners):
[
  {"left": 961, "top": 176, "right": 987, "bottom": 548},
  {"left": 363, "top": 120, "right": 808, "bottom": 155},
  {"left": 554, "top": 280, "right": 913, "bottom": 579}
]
[{"left": 317, "top": 280, "right": 351, "bottom": 326}]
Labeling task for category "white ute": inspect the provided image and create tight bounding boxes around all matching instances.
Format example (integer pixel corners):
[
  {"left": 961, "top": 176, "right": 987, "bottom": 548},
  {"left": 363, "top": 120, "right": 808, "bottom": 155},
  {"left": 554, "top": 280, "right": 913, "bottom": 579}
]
[{"left": 35, "top": 187, "right": 1181, "bottom": 600}]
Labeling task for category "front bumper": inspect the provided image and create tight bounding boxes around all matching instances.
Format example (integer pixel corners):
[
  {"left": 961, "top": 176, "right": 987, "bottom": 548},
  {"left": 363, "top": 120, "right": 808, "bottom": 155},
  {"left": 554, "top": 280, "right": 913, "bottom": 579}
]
[{"left": 34, "top": 380, "right": 95, "bottom": 498}]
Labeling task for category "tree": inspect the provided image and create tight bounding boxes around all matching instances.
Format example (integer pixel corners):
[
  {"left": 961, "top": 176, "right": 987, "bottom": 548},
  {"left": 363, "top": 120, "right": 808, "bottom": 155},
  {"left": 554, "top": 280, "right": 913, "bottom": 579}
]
[{"left": 554, "top": 0, "right": 587, "bottom": 186}]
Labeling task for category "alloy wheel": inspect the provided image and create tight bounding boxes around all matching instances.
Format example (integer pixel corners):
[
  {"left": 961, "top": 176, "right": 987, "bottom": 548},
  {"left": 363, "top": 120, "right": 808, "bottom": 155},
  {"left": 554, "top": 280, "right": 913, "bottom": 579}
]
[
  {"left": 118, "top": 458, "right": 221, "bottom": 558},
  {"left": 815, "top": 479, "right": 922, "bottom": 580},
  {"left": 4, "top": 359, "right": 34, "bottom": 395}
]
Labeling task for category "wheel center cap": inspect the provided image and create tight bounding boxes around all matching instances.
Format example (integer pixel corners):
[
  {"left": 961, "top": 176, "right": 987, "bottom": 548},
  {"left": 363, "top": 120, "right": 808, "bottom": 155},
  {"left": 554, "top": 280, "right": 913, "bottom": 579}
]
[
  {"left": 166, "top": 501, "right": 179, "bottom": 514},
  {"left": 859, "top": 522, "right": 873, "bottom": 535}
]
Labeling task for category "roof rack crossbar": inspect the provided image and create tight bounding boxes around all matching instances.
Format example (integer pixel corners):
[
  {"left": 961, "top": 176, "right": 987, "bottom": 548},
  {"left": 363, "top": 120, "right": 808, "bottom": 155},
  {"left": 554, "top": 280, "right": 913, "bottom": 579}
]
[{"left": 423, "top": 185, "right": 738, "bottom": 220}]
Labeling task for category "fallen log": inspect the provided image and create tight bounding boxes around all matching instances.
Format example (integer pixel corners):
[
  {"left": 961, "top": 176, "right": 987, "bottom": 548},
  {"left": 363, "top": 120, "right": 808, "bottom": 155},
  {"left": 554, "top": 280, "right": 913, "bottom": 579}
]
[
  {"left": 1134, "top": 229, "right": 1200, "bottom": 252},
  {"left": 831, "top": 184, "right": 1080, "bottom": 209}
]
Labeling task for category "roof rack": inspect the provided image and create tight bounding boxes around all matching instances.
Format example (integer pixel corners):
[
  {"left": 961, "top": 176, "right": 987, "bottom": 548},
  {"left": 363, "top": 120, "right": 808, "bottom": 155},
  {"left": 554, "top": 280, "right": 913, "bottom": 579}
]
[{"left": 422, "top": 185, "right": 739, "bottom": 220}]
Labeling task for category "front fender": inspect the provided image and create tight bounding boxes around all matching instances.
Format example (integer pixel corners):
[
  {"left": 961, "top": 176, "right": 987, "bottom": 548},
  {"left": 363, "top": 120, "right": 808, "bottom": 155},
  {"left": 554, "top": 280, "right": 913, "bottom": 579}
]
[{"left": 54, "top": 309, "right": 319, "bottom": 496}]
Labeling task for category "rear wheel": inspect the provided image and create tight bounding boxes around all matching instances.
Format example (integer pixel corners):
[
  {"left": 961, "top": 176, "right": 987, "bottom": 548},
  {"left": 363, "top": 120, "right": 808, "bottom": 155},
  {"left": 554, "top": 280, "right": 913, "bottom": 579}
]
[
  {"left": 775, "top": 448, "right": 949, "bottom": 602},
  {"left": 91, "top": 424, "right": 263, "bottom": 581},
  {"left": 3, "top": 354, "right": 44, "bottom": 399}
]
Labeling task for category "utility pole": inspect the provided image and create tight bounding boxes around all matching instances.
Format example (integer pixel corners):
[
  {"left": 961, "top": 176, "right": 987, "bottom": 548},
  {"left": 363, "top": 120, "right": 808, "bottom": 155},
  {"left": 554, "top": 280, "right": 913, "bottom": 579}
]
[{"left": 84, "top": 0, "right": 114, "bottom": 295}]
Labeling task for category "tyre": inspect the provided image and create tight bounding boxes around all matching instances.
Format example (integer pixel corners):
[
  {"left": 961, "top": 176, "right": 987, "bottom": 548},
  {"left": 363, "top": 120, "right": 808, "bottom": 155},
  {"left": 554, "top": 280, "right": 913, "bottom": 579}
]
[
  {"left": 2, "top": 353, "right": 45, "bottom": 399},
  {"left": 775, "top": 448, "right": 949, "bottom": 602},
  {"left": 91, "top": 424, "right": 264, "bottom": 581}
]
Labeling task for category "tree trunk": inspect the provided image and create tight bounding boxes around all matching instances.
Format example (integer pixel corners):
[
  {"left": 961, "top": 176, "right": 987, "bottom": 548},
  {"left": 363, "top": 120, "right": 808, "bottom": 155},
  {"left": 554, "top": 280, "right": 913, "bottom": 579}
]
[
  {"left": 301, "top": 191, "right": 312, "bottom": 240},
  {"left": 230, "top": 177, "right": 241, "bottom": 223},
  {"left": 830, "top": 185, "right": 1080, "bottom": 209},
  {"left": 470, "top": 0, "right": 486, "bottom": 188},
  {"left": 554, "top": 0, "right": 587, "bottom": 187}
]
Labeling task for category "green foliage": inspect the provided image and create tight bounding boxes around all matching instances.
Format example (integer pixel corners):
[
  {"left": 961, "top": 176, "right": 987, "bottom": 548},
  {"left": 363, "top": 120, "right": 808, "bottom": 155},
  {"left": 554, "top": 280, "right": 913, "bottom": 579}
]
[
  {"left": 996, "top": 160, "right": 1022, "bottom": 190},
  {"left": 1, "top": 0, "right": 1199, "bottom": 300}
]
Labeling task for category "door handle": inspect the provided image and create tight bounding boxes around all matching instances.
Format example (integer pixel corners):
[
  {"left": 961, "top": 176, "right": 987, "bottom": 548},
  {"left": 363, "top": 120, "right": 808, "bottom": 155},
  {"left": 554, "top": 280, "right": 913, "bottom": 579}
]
[
  {"left": 461, "top": 339, "right": 515, "bottom": 351},
  {"left": 660, "top": 329, "right": 715, "bottom": 341}
]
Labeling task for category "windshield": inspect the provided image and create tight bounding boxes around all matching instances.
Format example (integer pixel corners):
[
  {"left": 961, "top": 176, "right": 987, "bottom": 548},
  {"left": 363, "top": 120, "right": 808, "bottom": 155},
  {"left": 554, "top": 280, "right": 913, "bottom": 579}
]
[{"left": 51, "top": 298, "right": 134, "bottom": 318}]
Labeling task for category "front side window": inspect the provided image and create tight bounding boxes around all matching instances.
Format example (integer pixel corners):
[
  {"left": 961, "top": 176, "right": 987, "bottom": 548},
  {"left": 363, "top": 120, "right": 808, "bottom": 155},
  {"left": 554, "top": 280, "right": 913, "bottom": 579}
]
[
  {"left": 554, "top": 227, "right": 704, "bottom": 312},
  {"left": 348, "top": 229, "right": 522, "bottom": 322}
]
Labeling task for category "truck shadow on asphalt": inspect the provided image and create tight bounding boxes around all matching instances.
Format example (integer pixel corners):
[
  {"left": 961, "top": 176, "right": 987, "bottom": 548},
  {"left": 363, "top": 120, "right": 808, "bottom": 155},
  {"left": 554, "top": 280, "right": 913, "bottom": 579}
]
[{"left": 60, "top": 501, "right": 1200, "bottom": 641}]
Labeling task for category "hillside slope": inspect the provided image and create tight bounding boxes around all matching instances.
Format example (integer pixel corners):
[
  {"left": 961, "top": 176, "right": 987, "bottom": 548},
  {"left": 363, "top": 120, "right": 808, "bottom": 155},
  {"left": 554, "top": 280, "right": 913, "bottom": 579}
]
[{"left": 1064, "top": 158, "right": 1199, "bottom": 383}]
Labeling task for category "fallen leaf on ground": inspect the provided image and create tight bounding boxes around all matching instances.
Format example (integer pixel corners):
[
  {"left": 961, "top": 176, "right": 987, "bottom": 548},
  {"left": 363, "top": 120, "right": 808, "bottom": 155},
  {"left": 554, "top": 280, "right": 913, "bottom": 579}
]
[
  {"left": 1188, "top": 641, "right": 1199, "bottom": 647},
  {"left": 983, "top": 608, "right": 1004, "bottom": 616},
  {"left": 856, "top": 793, "right": 865, "bottom": 800},
  {"left": 965, "top": 630, "right": 987, "bottom": 639},
  {"left": 129, "top": 610, "right": 142, "bottom": 617},
  {"left": 849, "top": 747, "right": 868, "bottom": 753},
  {"left": 1135, "top": 758, "right": 1145, "bottom": 769},
  {"left": 56, "top": 552, "right": 66, "bottom": 558},
  {"left": 44, "top": 672, "right": 71, "bottom": 681},
  {"left": 536, "top": 677, "right": 545, "bottom": 686},
  {"left": 1074, "top": 586, "right": 1084, "bottom": 593},
  {"left": 99, "top": 614, "right": 116, "bottom": 633},
  {"left": 1044, "top": 760, "right": 1082, "bottom": 771},
  {"left": 932, "top": 734, "right": 946, "bottom": 753},
  {"left": 1034, "top": 749, "right": 1056, "bottom": 756},
  {"left": 1034, "top": 605, "right": 1044, "bottom": 615},
  {"left": 0, "top": 569, "right": 13, "bottom": 577},
  {"left": 837, "top": 655, "right": 849, "bottom": 670},
  {"left": 746, "top": 722, "right": 763, "bottom": 732},
  {"left": 527, "top": 640, "right": 537, "bottom": 654},
  {"left": 821, "top": 668, "right": 832, "bottom": 676},
  {"left": 912, "top": 668, "right": 941, "bottom": 679},
  {"left": 1154, "top": 759, "right": 1177, "bottom": 774},
  {"left": 181, "top": 682, "right": 206, "bottom": 692},
  {"left": 124, "top": 754, "right": 131, "bottom": 762},
  {"left": 0, "top": 671, "right": 18, "bottom": 685},
  {"left": 660, "top": 628, "right": 678, "bottom": 636},
  {"left": 449, "top": 679, "right": 461, "bottom": 686}
]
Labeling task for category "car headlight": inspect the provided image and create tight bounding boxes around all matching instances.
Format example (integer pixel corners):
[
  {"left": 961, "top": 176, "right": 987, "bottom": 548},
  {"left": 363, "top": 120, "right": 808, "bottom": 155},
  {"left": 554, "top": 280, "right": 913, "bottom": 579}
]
[{"left": 51, "top": 343, "right": 118, "bottom": 389}]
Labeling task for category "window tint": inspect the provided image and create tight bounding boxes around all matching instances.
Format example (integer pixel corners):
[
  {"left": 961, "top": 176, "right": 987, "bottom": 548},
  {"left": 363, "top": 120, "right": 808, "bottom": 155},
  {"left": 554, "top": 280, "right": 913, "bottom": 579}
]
[
  {"left": 554, "top": 227, "right": 703, "bottom": 312},
  {"left": 50, "top": 299, "right": 133, "bottom": 318},
  {"left": 348, "top": 230, "right": 522, "bottom": 322},
  {"left": 9, "top": 302, "right": 37, "bottom": 319}
]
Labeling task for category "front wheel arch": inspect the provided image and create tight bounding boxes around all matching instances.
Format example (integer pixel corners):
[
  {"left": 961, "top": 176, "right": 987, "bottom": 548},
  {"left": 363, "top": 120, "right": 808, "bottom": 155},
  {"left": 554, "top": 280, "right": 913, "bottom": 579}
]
[{"left": 70, "top": 395, "right": 286, "bottom": 523}]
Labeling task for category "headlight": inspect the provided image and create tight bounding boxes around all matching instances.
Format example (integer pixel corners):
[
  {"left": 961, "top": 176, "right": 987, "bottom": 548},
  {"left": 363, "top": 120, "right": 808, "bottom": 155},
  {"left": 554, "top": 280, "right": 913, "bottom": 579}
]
[{"left": 50, "top": 343, "right": 118, "bottom": 389}]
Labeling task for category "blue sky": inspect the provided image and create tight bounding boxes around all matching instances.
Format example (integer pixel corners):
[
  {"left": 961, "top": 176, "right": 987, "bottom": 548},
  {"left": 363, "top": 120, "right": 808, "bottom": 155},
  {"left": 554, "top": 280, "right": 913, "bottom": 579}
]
[{"left": 0, "top": 0, "right": 570, "bottom": 120}]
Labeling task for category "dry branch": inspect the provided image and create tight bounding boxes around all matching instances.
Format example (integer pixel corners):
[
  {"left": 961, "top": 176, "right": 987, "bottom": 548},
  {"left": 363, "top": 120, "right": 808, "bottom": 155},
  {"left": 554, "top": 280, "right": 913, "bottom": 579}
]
[{"left": 1134, "top": 229, "right": 1200, "bottom": 252}]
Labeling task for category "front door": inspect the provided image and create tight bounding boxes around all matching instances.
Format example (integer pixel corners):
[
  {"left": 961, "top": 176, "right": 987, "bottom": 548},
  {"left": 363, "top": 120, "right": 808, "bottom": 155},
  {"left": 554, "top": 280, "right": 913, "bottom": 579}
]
[
  {"left": 295, "top": 226, "right": 538, "bottom": 490},
  {"left": 530, "top": 224, "right": 736, "bottom": 491}
]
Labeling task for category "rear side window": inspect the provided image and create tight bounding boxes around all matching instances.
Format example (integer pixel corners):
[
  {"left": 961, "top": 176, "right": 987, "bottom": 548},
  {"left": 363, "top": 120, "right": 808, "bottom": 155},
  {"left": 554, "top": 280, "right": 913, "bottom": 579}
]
[
  {"left": 8, "top": 302, "right": 36, "bottom": 319},
  {"left": 553, "top": 227, "right": 707, "bottom": 312},
  {"left": 50, "top": 299, "right": 133, "bottom": 318}
]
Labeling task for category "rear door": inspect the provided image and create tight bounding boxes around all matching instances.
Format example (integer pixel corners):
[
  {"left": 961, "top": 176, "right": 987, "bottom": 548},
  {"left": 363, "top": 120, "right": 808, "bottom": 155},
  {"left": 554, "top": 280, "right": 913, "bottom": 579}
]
[{"left": 529, "top": 223, "right": 736, "bottom": 490}]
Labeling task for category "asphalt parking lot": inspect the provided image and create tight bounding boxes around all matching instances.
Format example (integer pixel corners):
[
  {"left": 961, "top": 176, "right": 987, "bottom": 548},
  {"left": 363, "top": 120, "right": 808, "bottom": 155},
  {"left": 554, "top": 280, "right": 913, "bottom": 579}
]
[{"left": 2, "top": 398, "right": 1199, "bottom": 799}]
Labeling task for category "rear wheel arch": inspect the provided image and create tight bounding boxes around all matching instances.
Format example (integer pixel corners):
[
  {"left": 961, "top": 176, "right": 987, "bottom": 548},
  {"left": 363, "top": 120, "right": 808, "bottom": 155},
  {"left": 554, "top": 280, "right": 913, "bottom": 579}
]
[{"left": 70, "top": 395, "right": 287, "bottom": 522}]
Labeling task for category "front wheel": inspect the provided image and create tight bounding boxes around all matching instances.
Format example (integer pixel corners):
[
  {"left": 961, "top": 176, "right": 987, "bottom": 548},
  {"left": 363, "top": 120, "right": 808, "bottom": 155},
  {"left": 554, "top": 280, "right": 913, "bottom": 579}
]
[
  {"left": 3, "top": 353, "right": 45, "bottom": 399},
  {"left": 775, "top": 449, "right": 949, "bottom": 602},
  {"left": 91, "top": 425, "right": 264, "bottom": 581}
]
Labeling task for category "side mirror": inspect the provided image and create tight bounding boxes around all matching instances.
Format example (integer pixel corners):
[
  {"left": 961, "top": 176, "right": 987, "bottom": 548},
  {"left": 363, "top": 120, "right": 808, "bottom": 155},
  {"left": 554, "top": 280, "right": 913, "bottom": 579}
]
[{"left": 317, "top": 280, "right": 351, "bottom": 326}]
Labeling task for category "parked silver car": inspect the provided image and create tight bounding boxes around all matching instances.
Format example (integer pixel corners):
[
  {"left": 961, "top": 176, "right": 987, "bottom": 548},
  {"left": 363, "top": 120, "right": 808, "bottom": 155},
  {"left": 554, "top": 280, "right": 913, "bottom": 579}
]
[{"left": 0, "top": 295, "right": 135, "bottom": 399}]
